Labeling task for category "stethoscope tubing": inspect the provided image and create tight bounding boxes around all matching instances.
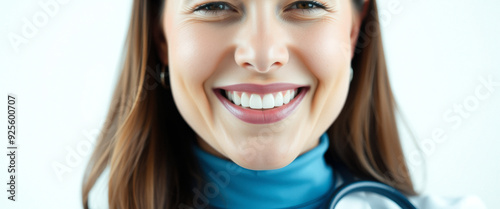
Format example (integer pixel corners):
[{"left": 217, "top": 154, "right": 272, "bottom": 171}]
[{"left": 328, "top": 180, "right": 417, "bottom": 209}]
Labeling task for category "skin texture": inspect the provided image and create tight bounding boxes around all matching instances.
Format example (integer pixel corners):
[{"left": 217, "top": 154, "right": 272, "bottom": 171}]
[{"left": 157, "top": 0, "right": 364, "bottom": 170}]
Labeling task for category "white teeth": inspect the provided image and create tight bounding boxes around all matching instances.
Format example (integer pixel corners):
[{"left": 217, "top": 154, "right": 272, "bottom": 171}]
[
  {"left": 241, "top": 92, "right": 250, "bottom": 107},
  {"left": 283, "top": 90, "right": 291, "bottom": 104},
  {"left": 233, "top": 92, "right": 241, "bottom": 105},
  {"left": 249, "top": 94, "right": 263, "bottom": 109},
  {"left": 274, "top": 92, "right": 284, "bottom": 107},
  {"left": 225, "top": 88, "right": 299, "bottom": 109},
  {"left": 262, "top": 94, "right": 274, "bottom": 109}
]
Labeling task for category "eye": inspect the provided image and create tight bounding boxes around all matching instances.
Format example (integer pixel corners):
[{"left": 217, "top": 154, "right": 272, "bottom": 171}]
[
  {"left": 193, "top": 2, "right": 236, "bottom": 15},
  {"left": 287, "top": 1, "right": 328, "bottom": 11}
]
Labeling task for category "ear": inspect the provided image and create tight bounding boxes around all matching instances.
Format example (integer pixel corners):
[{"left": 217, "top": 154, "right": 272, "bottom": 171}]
[
  {"left": 153, "top": 22, "right": 169, "bottom": 66},
  {"left": 350, "top": 0, "right": 370, "bottom": 59}
]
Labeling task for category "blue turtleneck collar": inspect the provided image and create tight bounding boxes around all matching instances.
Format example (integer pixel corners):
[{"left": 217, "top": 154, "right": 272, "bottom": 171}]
[{"left": 192, "top": 133, "right": 334, "bottom": 209}]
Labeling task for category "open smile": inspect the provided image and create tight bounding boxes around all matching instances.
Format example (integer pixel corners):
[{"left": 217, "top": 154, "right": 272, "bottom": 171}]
[{"left": 213, "top": 83, "right": 309, "bottom": 124}]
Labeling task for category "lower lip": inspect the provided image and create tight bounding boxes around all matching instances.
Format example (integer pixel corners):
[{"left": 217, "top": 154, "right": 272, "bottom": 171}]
[{"left": 214, "top": 88, "right": 309, "bottom": 124}]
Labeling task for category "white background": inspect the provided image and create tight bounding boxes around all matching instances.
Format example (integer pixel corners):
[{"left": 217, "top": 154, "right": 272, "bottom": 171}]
[{"left": 0, "top": 0, "right": 499, "bottom": 208}]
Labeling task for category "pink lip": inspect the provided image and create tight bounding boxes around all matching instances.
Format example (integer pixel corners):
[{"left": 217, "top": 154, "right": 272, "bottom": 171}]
[
  {"left": 216, "top": 83, "right": 305, "bottom": 94},
  {"left": 213, "top": 83, "right": 309, "bottom": 124}
]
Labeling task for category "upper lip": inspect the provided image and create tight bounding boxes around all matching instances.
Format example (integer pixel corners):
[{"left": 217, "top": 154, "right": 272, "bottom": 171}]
[{"left": 214, "top": 83, "right": 308, "bottom": 94}]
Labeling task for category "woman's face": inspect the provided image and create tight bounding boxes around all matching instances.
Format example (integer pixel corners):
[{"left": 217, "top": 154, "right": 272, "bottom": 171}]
[{"left": 160, "top": 0, "right": 362, "bottom": 170}]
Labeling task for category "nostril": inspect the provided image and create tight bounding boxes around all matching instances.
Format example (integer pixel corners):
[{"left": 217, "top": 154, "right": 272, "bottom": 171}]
[
  {"left": 271, "top": 62, "right": 282, "bottom": 68},
  {"left": 243, "top": 63, "right": 253, "bottom": 68},
  {"left": 241, "top": 62, "right": 282, "bottom": 73}
]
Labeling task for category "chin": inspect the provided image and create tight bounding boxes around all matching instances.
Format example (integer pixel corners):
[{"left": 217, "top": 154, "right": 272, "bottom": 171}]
[
  {"left": 230, "top": 149, "right": 298, "bottom": 171},
  {"left": 222, "top": 131, "right": 307, "bottom": 171}
]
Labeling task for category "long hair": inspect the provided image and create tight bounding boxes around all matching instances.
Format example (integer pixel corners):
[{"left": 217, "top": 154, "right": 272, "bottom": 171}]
[
  {"left": 82, "top": 0, "right": 416, "bottom": 208},
  {"left": 327, "top": 0, "right": 417, "bottom": 195}
]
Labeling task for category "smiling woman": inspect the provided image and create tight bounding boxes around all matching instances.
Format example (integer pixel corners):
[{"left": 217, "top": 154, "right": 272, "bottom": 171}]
[{"left": 81, "top": 0, "right": 484, "bottom": 209}]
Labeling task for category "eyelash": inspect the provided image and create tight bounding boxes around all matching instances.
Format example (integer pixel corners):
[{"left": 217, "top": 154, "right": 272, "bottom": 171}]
[
  {"left": 193, "top": 1, "right": 330, "bottom": 15},
  {"left": 287, "top": 1, "right": 329, "bottom": 11},
  {"left": 193, "top": 2, "right": 235, "bottom": 15}
]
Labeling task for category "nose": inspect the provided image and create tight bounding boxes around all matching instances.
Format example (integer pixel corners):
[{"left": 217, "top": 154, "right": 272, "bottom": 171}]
[{"left": 234, "top": 10, "right": 289, "bottom": 73}]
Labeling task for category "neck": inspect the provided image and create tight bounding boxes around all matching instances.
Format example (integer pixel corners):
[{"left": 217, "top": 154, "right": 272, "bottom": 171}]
[{"left": 192, "top": 133, "right": 334, "bottom": 208}]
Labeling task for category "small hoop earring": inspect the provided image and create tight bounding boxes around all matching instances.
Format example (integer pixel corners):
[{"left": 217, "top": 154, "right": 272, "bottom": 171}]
[
  {"left": 160, "top": 65, "right": 169, "bottom": 89},
  {"left": 350, "top": 67, "right": 354, "bottom": 82}
]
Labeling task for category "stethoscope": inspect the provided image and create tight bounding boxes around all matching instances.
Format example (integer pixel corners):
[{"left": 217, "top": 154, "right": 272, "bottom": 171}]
[{"left": 326, "top": 163, "right": 417, "bottom": 209}]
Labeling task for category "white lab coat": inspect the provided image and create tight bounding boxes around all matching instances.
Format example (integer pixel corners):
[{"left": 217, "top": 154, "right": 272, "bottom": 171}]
[{"left": 88, "top": 167, "right": 486, "bottom": 209}]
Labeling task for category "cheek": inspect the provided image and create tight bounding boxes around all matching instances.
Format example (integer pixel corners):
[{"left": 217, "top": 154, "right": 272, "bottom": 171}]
[
  {"left": 295, "top": 18, "right": 352, "bottom": 127},
  {"left": 164, "top": 1, "right": 227, "bottom": 85},
  {"left": 168, "top": 26, "right": 225, "bottom": 87},
  {"left": 301, "top": 25, "right": 352, "bottom": 80},
  {"left": 165, "top": 21, "right": 236, "bottom": 134}
]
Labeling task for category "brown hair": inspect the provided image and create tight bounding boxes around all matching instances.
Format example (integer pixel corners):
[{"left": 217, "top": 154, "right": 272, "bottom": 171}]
[{"left": 82, "top": 0, "right": 416, "bottom": 208}]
